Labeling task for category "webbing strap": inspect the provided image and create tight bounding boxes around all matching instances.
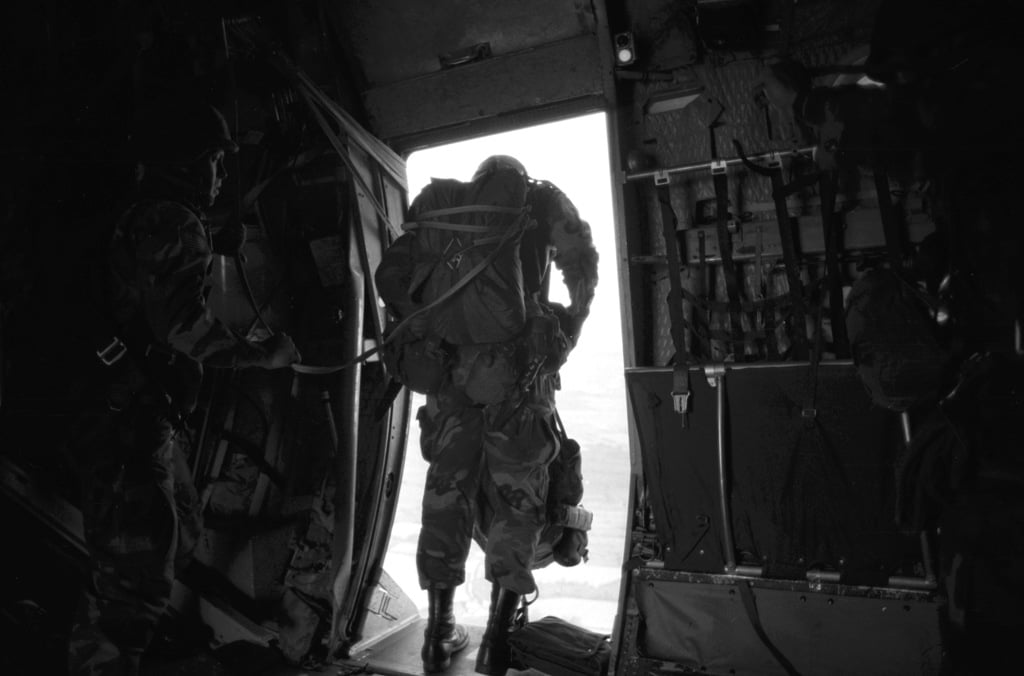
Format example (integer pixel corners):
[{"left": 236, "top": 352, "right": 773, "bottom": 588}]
[
  {"left": 736, "top": 580, "right": 803, "bottom": 676},
  {"left": 873, "top": 168, "right": 904, "bottom": 271},
  {"left": 769, "top": 169, "right": 808, "bottom": 359},
  {"left": 681, "top": 316, "right": 771, "bottom": 344},
  {"left": 657, "top": 184, "right": 692, "bottom": 424},
  {"left": 733, "top": 140, "right": 808, "bottom": 359},
  {"left": 404, "top": 204, "right": 528, "bottom": 233},
  {"left": 680, "top": 286, "right": 791, "bottom": 314},
  {"left": 818, "top": 171, "right": 850, "bottom": 358},
  {"left": 417, "top": 204, "right": 525, "bottom": 219},
  {"left": 710, "top": 125, "right": 746, "bottom": 353},
  {"left": 802, "top": 300, "right": 826, "bottom": 427},
  {"left": 403, "top": 220, "right": 496, "bottom": 233}
]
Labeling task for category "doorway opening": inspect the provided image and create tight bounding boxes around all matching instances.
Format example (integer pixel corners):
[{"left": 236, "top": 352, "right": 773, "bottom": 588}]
[{"left": 380, "top": 112, "right": 629, "bottom": 634}]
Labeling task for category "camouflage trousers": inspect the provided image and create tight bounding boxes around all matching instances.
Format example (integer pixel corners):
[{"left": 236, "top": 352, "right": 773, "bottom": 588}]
[
  {"left": 416, "top": 376, "right": 561, "bottom": 595},
  {"left": 68, "top": 402, "right": 201, "bottom": 676}
]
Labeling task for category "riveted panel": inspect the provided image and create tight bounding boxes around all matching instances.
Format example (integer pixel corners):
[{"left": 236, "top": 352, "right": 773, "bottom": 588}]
[
  {"left": 620, "top": 0, "right": 886, "bottom": 368},
  {"left": 364, "top": 35, "right": 605, "bottom": 143}
]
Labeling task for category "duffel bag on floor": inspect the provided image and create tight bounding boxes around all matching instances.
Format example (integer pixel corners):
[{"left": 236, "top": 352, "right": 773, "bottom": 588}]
[{"left": 508, "top": 616, "right": 610, "bottom": 676}]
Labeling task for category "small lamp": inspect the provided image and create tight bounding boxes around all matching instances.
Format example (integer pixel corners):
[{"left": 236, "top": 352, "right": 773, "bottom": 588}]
[{"left": 614, "top": 32, "right": 636, "bottom": 66}]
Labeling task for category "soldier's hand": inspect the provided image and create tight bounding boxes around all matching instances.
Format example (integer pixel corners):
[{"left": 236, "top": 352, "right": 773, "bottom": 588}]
[
  {"left": 553, "top": 527, "right": 589, "bottom": 567},
  {"left": 261, "top": 332, "right": 302, "bottom": 369},
  {"left": 549, "top": 302, "right": 584, "bottom": 347}
]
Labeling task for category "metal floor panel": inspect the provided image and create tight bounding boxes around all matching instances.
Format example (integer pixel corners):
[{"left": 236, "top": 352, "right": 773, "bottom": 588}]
[{"left": 347, "top": 619, "right": 546, "bottom": 676}]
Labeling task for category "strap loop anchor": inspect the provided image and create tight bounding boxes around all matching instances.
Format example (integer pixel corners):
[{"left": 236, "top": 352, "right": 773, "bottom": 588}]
[{"left": 96, "top": 337, "right": 128, "bottom": 366}]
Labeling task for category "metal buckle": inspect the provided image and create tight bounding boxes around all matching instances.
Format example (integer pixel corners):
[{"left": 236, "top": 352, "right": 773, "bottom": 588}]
[
  {"left": 710, "top": 160, "right": 728, "bottom": 175},
  {"left": 443, "top": 236, "right": 464, "bottom": 270},
  {"left": 671, "top": 389, "right": 691, "bottom": 414},
  {"left": 654, "top": 170, "right": 670, "bottom": 186},
  {"left": 96, "top": 337, "right": 127, "bottom": 366}
]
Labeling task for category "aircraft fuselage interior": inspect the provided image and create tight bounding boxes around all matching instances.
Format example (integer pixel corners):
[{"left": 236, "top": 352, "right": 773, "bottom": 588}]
[{"left": 2, "top": 1, "right": 1022, "bottom": 675}]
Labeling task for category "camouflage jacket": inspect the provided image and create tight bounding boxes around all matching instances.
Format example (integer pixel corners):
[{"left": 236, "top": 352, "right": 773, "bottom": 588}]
[
  {"left": 107, "top": 199, "right": 270, "bottom": 368},
  {"left": 521, "top": 180, "right": 599, "bottom": 323}
]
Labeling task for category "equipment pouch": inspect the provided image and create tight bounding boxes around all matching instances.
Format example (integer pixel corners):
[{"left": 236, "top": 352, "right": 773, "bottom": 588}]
[
  {"left": 396, "top": 337, "right": 450, "bottom": 395},
  {"left": 522, "top": 310, "right": 571, "bottom": 376},
  {"left": 462, "top": 343, "right": 519, "bottom": 405},
  {"left": 508, "top": 616, "right": 611, "bottom": 676}
]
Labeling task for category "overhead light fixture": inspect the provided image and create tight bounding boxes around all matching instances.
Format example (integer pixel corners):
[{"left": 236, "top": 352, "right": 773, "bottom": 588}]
[
  {"left": 614, "top": 32, "right": 636, "bottom": 66},
  {"left": 645, "top": 81, "right": 706, "bottom": 115}
]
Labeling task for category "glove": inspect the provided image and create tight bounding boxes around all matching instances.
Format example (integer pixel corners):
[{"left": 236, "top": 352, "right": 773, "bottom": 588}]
[
  {"left": 548, "top": 302, "right": 583, "bottom": 347},
  {"left": 553, "top": 528, "right": 589, "bottom": 567}
]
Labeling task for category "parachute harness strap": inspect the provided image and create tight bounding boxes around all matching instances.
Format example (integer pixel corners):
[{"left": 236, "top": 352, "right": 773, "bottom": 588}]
[{"left": 402, "top": 204, "right": 528, "bottom": 233}]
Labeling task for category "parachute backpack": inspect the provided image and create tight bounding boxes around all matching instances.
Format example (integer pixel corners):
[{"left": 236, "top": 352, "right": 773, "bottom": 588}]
[{"left": 375, "top": 161, "right": 532, "bottom": 394}]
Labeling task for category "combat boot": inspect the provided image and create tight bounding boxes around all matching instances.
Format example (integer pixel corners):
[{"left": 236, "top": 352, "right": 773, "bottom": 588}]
[
  {"left": 422, "top": 585, "right": 470, "bottom": 673},
  {"left": 474, "top": 583, "right": 522, "bottom": 676}
]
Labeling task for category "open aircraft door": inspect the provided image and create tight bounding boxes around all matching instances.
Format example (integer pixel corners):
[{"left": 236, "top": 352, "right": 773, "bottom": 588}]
[{"left": 0, "top": 13, "right": 421, "bottom": 666}]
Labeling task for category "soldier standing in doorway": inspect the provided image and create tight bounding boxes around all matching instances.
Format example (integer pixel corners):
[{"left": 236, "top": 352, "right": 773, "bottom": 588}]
[
  {"left": 376, "top": 155, "right": 599, "bottom": 675},
  {"left": 68, "top": 97, "right": 301, "bottom": 676}
]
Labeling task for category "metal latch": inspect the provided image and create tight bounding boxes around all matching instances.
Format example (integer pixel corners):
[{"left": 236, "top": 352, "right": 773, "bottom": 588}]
[
  {"left": 704, "top": 363, "right": 725, "bottom": 386},
  {"left": 671, "top": 389, "right": 691, "bottom": 415},
  {"left": 96, "top": 337, "right": 127, "bottom": 366}
]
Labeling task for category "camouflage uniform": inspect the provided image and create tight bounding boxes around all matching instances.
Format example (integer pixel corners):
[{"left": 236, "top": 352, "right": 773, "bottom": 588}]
[
  {"left": 416, "top": 181, "right": 598, "bottom": 595},
  {"left": 69, "top": 198, "right": 280, "bottom": 675}
]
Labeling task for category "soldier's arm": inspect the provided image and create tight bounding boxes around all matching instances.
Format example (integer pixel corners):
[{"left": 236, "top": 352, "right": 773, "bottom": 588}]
[
  {"left": 133, "top": 202, "right": 287, "bottom": 369},
  {"left": 545, "top": 187, "right": 599, "bottom": 329}
]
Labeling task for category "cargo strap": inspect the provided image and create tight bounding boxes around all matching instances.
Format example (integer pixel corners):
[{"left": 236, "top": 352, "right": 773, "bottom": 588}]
[
  {"left": 709, "top": 118, "right": 746, "bottom": 354},
  {"left": 679, "top": 286, "right": 792, "bottom": 314},
  {"left": 678, "top": 278, "right": 822, "bottom": 354},
  {"left": 734, "top": 140, "right": 808, "bottom": 359},
  {"left": 657, "top": 184, "right": 693, "bottom": 425},
  {"left": 802, "top": 298, "right": 826, "bottom": 427},
  {"left": 873, "top": 168, "right": 904, "bottom": 271},
  {"left": 818, "top": 171, "right": 850, "bottom": 357},
  {"left": 736, "top": 581, "right": 802, "bottom": 676}
]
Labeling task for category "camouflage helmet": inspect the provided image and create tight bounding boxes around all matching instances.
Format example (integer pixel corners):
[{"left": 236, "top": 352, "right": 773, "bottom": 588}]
[
  {"left": 131, "top": 98, "right": 239, "bottom": 166},
  {"left": 472, "top": 154, "right": 527, "bottom": 182}
]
